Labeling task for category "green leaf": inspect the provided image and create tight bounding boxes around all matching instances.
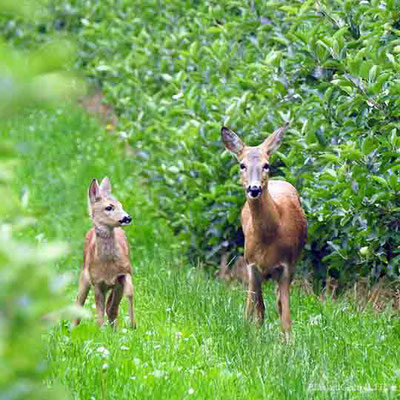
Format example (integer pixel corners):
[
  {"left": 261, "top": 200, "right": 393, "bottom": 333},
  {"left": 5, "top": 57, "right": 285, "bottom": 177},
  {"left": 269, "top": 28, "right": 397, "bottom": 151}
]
[
  {"left": 368, "top": 65, "right": 378, "bottom": 84},
  {"left": 371, "top": 176, "right": 388, "bottom": 187}
]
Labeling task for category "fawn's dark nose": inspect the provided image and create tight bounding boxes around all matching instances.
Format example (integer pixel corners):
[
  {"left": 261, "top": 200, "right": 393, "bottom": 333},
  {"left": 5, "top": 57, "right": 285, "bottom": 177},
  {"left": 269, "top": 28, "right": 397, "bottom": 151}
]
[
  {"left": 119, "top": 215, "right": 132, "bottom": 225},
  {"left": 247, "top": 185, "right": 261, "bottom": 199}
]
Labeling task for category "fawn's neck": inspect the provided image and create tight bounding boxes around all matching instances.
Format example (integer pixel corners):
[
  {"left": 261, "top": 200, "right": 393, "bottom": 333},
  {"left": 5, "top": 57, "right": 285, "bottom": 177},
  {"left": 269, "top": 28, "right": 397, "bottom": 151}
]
[
  {"left": 247, "top": 188, "right": 280, "bottom": 240},
  {"left": 94, "top": 224, "right": 118, "bottom": 260}
]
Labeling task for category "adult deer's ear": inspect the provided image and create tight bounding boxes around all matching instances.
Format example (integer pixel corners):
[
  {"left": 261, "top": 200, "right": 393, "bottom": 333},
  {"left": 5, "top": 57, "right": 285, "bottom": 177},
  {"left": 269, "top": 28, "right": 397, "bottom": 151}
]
[
  {"left": 99, "top": 176, "right": 111, "bottom": 195},
  {"left": 262, "top": 124, "right": 288, "bottom": 155},
  {"left": 221, "top": 127, "right": 245, "bottom": 156},
  {"left": 88, "top": 178, "right": 101, "bottom": 203}
]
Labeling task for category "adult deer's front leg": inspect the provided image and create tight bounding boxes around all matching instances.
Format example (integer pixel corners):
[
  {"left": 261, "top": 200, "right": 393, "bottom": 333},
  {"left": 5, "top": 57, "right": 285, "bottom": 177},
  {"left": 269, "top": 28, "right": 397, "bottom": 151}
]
[{"left": 245, "top": 263, "right": 264, "bottom": 325}]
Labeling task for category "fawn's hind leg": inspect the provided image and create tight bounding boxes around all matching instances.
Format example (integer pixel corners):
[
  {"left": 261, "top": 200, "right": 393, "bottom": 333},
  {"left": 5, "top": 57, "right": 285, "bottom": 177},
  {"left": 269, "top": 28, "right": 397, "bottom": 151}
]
[
  {"left": 123, "top": 274, "right": 136, "bottom": 329},
  {"left": 106, "top": 280, "right": 124, "bottom": 330},
  {"left": 74, "top": 269, "right": 91, "bottom": 327}
]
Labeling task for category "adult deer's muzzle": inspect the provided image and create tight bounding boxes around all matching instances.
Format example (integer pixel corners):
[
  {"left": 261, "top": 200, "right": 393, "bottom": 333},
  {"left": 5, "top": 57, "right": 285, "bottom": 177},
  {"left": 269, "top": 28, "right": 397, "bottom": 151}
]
[{"left": 247, "top": 185, "right": 262, "bottom": 199}]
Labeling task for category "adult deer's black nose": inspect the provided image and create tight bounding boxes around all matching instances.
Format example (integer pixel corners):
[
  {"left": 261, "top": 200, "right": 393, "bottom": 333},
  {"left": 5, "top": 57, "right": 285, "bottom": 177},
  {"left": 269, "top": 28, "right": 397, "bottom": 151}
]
[
  {"left": 119, "top": 215, "right": 132, "bottom": 225},
  {"left": 247, "top": 185, "right": 261, "bottom": 198}
]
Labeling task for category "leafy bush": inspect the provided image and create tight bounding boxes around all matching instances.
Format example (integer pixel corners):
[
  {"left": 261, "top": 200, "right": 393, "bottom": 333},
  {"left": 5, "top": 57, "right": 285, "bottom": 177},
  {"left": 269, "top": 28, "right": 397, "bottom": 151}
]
[{"left": 4, "top": 0, "right": 400, "bottom": 285}]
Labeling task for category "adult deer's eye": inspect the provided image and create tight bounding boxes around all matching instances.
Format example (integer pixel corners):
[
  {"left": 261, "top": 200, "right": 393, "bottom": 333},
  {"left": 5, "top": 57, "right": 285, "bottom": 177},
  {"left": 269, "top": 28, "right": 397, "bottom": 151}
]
[
  {"left": 240, "top": 163, "right": 246, "bottom": 170},
  {"left": 105, "top": 205, "right": 113, "bottom": 211},
  {"left": 263, "top": 163, "right": 270, "bottom": 171}
]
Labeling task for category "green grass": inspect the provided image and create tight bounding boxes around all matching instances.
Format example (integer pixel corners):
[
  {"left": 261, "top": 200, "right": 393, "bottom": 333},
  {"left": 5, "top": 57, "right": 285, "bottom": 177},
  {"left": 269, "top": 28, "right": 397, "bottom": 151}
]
[{"left": 3, "top": 108, "right": 400, "bottom": 399}]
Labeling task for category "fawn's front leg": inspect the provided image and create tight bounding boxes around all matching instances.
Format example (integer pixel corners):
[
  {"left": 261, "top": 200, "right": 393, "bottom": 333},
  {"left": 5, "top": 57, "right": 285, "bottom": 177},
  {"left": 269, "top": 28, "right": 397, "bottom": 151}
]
[
  {"left": 94, "top": 284, "right": 106, "bottom": 327},
  {"left": 74, "top": 269, "right": 91, "bottom": 327}
]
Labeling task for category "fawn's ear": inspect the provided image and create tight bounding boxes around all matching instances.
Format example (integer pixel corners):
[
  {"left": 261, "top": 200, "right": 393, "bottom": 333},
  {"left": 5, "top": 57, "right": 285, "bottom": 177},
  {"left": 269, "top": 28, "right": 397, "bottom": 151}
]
[
  {"left": 99, "top": 177, "right": 111, "bottom": 195},
  {"left": 261, "top": 124, "right": 288, "bottom": 156},
  {"left": 88, "top": 179, "right": 101, "bottom": 203},
  {"left": 221, "top": 127, "right": 245, "bottom": 156}
]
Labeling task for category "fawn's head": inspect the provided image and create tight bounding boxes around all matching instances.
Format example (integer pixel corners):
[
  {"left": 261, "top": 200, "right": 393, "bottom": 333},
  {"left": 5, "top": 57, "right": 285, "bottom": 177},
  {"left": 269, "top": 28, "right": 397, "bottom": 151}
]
[
  {"left": 221, "top": 125, "right": 287, "bottom": 200},
  {"left": 88, "top": 177, "right": 132, "bottom": 228}
]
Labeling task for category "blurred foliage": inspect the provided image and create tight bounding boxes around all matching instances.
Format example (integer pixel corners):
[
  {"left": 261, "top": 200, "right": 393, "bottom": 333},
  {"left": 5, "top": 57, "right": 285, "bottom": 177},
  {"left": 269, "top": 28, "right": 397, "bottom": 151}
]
[
  {"left": 0, "top": 0, "right": 84, "bottom": 116},
  {"left": 0, "top": 1, "right": 84, "bottom": 399},
  {"left": 0, "top": 40, "right": 83, "bottom": 116},
  {"left": 3, "top": 0, "right": 400, "bottom": 286},
  {"left": 0, "top": 228, "right": 70, "bottom": 400}
]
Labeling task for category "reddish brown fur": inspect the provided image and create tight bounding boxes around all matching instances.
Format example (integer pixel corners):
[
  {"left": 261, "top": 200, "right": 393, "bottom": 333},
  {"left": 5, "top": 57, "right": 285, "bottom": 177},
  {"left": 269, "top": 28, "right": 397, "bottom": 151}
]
[
  {"left": 74, "top": 178, "right": 135, "bottom": 329},
  {"left": 83, "top": 228, "right": 131, "bottom": 287},
  {"left": 221, "top": 126, "right": 307, "bottom": 336},
  {"left": 241, "top": 181, "right": 307, "bottom": 275}
]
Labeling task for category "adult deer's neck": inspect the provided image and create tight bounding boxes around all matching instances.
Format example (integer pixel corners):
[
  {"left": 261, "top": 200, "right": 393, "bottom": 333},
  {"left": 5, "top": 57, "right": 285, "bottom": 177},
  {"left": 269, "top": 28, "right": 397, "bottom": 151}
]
[
  {"left": 247, "top": 188, "right": 280, "bottom": 240},
  {"left": 94, "top": 224, "right": 118, "bottom": 260}
]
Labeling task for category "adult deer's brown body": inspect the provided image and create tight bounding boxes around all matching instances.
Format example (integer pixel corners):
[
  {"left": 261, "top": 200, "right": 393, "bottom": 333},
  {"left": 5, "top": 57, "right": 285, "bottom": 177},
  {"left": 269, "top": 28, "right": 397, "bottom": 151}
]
[
  {"left": 74, "top": 177, "right": 135, "bottom": 329},
  {"left": 221, "top": 125, "right": 307, "bottom": 335}
]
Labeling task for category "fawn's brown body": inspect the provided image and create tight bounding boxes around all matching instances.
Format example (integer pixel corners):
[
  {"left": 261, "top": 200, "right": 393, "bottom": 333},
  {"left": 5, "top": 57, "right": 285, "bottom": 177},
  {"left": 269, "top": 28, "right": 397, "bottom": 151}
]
[
  {"left": 74, "top": 177, "right": 135, "bottom": 329},
  {"left": 221, "top": 125, "right": 307, "bottom": 335}
]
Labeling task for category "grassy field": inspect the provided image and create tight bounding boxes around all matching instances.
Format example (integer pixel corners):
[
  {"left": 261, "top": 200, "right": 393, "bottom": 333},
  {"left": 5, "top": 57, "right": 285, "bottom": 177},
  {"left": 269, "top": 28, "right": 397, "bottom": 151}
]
[{"left": 3, "top": 107, "right": 400, "bottom": 400}]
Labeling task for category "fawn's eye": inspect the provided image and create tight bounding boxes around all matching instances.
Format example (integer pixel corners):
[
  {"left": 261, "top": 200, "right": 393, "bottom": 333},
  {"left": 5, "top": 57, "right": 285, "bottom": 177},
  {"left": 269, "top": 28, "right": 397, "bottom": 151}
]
[
  {"left": 240, "top": 163, "right": 246, "bottom": 170},
  {"left": 105, "top": 205, "right": 113, "bottom": 211},
  {"left": 263, "top": 163, "right": 270, "bottom": 171}
]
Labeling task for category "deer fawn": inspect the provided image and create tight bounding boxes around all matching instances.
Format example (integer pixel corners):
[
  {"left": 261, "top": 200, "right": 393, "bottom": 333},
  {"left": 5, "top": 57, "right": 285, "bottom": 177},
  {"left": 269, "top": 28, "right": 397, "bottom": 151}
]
[
  {"left": 74, "top": 177, "right": 135, "bottom": 329},
  {"left": 221, "top": 125, "right": 307, "bottom": 336}
]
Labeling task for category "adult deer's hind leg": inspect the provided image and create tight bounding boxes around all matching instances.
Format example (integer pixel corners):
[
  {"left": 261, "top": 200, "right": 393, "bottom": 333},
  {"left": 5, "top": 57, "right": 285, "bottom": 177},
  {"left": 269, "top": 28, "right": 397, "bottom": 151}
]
[
  {"left": 278, "top": 266, "right": 293, "bottom": 341},
  {"left": 245, "top": 263, "right": 265, "bottom": 325}
]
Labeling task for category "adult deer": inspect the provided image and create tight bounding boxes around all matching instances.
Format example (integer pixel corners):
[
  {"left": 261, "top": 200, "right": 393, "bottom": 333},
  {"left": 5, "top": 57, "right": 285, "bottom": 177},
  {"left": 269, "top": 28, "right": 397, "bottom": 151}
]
[{"left": 221, "top": 125, "right": 307, "bottom": 336}]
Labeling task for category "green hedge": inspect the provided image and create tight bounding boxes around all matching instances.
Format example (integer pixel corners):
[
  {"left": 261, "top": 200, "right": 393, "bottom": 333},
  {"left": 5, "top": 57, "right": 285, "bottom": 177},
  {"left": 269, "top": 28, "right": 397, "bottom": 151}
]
[{"left": 3, "top": 0, "right": 400, "bottom": 284}]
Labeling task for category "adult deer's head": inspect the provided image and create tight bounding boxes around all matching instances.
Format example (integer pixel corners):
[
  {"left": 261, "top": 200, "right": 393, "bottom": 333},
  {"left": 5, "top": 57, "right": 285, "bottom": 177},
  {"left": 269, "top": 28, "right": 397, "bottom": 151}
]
[{"left": 221, "top": 125, "right": 287, "bottom": 200}]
